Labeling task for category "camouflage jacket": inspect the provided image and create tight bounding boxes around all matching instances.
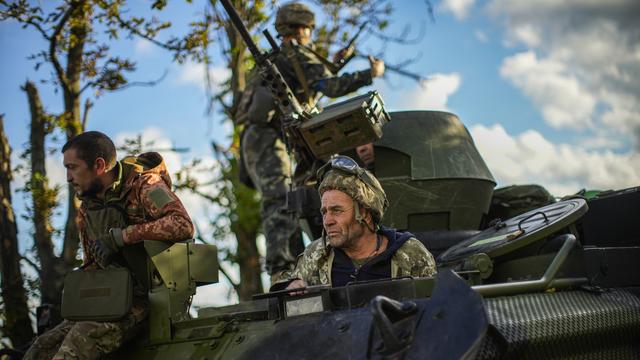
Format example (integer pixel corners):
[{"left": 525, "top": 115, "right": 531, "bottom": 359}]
[
  {"left": 289, "top": 227, "right": 437, "bottom": 286},
  {"left": 77, "top": 152, "right": 194, "bottom": 267},
  {"left": 236, "top": 42, "right": 373, "bottom": 125}
]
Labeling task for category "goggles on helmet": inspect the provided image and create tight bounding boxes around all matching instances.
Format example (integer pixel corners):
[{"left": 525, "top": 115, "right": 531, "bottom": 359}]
[{"left": 317, "top": 155, "right": 380, "bottom": 193}]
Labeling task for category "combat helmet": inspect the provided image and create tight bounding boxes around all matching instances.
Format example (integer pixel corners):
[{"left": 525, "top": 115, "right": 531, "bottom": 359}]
[
  {"left": 275, "top": 2, "right": 315, "bottom": 36},
  {"left": 318, "top": 155, "right": 389, "bottom": 229}
]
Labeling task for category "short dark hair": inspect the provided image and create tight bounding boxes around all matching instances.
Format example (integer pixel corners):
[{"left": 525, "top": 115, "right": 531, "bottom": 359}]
[{"left": 62, "top": 131, "right": 117, "bottom": 170}]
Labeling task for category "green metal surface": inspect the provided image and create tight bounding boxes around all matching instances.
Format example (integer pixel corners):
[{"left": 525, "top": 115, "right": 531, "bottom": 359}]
[
  {"left": 374, "top": 111, "right": 495, "bottom": 231},
  {"left": 141, "top": 241, "right": 219, "bottom": 343},
  {"left": 99, "top": 107, "right": 640, "bottom": 360},
  {"left": 439, "top": 199, "right": 588, "bottom": 264},
  {"left": 300, "top": 91, "right": 390, "bottom": 159}
]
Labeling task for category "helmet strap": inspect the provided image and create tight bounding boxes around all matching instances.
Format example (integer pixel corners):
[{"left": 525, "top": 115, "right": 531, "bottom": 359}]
[
  {"left": 321, "top": 227, "right": 327, "bottom": 248},
  {"left": 354, "top": 200, "right": 377, "bottom": 233},
  {"left": 354, "top": 200, "right": 363, "bottom": 224}
]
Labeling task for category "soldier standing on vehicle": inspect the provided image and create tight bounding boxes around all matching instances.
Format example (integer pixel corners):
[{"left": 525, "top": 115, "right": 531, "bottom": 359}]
[
  {"left": 278, "top": 155, "right": 436, "bottom": 289},
  {"left": 23, "top": 131, "right": 194, "bottom": 360},
  {"left": 237, "top": 2, "right": 386, "bottom": 282}
]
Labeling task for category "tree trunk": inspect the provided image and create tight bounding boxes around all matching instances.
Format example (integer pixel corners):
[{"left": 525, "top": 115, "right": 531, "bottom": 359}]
[
  {"left": 226, "top": 6, "right": 264, "bottom": 299},
  {"left": 61, "top": 3, "right": 89, "bottom": 268},
  {"left": 0, "top": 115, "right": 35, "bottom": 348},
  {"left": 24, "top": 81, "right": 64, "bottom": 306},
  {"left": 234, "top": 226, "right": 262, "bottom": 300}
]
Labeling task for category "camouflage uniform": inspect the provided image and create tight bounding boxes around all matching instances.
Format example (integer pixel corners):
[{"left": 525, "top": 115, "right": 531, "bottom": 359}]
[
  {"left": 290, "top": 234, "right": 437, "bottom": 286},
  {"left": 282, "top": 159, "right": 437, "bottom": 287},
  {"left": 239, "top": 29, "right": 373, "bottom": 276},
  {"left": 24, "top": 152, "right": 194, "bottom": 360}
]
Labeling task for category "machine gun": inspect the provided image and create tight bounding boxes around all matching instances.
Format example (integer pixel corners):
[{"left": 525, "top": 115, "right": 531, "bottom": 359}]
[
  {"left": 220, "top": 0, "right": 390, "bottom": 177},
  {"left": 220, "top": 0, "right": 316, "bottom": 168}
]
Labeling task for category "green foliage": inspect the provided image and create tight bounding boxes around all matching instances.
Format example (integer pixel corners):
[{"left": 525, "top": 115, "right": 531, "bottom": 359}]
[{"left": 1, "top": 0, "right": 212, "bottom": 98}]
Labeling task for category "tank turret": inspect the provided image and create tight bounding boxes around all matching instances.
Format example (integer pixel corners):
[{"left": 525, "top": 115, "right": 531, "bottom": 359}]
[{"left": 375, "top": 111, "right": 495, "bottom": 232}]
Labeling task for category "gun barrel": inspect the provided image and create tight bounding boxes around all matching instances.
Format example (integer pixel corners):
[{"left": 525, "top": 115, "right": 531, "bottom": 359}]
[
  {"left": 347, "top": 22, "right": 368, "bottom": 49},
  {"left": 219, "top": 0, "right": 263, "bottom": 59}
]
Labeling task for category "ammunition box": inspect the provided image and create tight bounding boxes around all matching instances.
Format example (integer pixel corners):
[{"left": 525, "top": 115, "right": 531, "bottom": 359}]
[{"left": 299, "top": 91, "right": 390, "bottom": 159}]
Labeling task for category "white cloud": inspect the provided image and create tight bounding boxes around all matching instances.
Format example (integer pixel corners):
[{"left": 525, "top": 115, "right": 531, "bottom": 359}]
[
  {"left": 46, "top": 154, "right": 67, "bottom": 188},
  {"left": 500, "top": 51, "right": 596, "bottom": 129},
  {"left": 487, "top": 0, "right": 640, "bottom": 150},
  {"left": 505, "top": 24, "right": 541, "bottom": 48},
  {"left": 176, "top": 62, "right": 230, "bottom": 92},
  {"left": 134, "top": 38, "right": 155, "bottom": 55},
  {"left": 440, "top": 0, "right": 476, "bottom": 20},
  {"left": 471, "top": 124, "right": 640, "bottom": 196},
  {"left": 397, "top": 72, "right": 461, "bottom": 111},
  {"left": 474, "top": 29, "right": 488, "bottom": 43},
  {"left": 192, "top": 281, "right": 238, "bottom": 310}
]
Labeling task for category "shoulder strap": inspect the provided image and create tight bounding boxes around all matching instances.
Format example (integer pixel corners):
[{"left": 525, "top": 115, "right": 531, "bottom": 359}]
[
  {"left": 302, "top": 44, "right": 340, "bottom": 74},
  {"left": 283, "top": 42, "right": 313, "bottom": 108}
]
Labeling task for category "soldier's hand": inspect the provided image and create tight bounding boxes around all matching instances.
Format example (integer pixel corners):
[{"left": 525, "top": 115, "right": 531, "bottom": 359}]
[
  {"left": 333, "top": 45, "right": 355, "bottom": 63},
  {"left": 286, "top": 279, "right": 309, "bottom": 296},
  {"left": 90, "top": 229, "right": 125, "bottom": 268},
  {"left": 369, "top": 55, "right": 385, "bottom": 78}
]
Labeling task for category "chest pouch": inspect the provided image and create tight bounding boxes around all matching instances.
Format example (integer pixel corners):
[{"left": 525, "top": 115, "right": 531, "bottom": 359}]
[{"left": 61, "top": 266, "right": 133, "bottom": 321}]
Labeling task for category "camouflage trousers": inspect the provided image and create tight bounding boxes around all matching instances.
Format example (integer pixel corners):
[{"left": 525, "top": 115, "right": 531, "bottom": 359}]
[
  {"left": 242, "top": 123, "right": 304, "bottom": 274},
  {"left": 23, "top": 305, "right": 147, "bottom": 360}
]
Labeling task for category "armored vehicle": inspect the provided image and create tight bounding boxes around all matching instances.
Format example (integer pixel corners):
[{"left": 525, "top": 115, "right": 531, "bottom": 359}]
[{"left": 98, "top": 110, "right": 640, "bottom": 359}]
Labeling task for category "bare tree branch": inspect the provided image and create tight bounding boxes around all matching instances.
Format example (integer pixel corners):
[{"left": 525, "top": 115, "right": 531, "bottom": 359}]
[
  {"left": 81, "top": 98, "right": 92, "bottom": 131},
  {"left": 369, "top": 21, "right": 426, "bottom": 45},
  {"left": 218, "top": 264, "right": 240, "bottom": 292},
  {"left": 112, "top": 13, "right": 188, "bottom": 52},
  {"left": 20, "top": 255, "right": 41, "bottom": 274},
  {"left": 48, "top": 1, "right": 81, "bottom": 96},
  {"left": 80, "top": 69, "right": 168, "bottom": 94},
  {"left": 0, "top": 1, "right": 51, "bottom": 40}
]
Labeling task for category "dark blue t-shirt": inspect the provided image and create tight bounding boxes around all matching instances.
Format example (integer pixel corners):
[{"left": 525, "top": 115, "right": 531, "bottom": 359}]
[{"left": 331, "top": 226, "right": 415, "bottom": 287}]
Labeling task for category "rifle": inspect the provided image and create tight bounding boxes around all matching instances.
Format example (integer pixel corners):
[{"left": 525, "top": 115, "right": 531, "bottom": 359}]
[
  {"left": 221, "top": 0, "right": 390, "bottom": 183},
  {"left": 219, "top": 0, "right": 317, "bottom": 168},
  {"left": 302, "top": 22, "right": 368, "bottom": 75},
  {"left": 333, "top": 22, "right": 368, "bottom": 73},
  {"left": 354, "top": 54, "right": 427, "bottom": 84}
]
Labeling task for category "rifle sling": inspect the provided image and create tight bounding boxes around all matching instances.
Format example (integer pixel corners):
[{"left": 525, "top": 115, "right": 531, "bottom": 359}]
[
  {"left": 302, "top": 45, "right": 340, "bottom": 74},
  {"left": 284, "top": 43, "right": 313, "bottom": 108}
]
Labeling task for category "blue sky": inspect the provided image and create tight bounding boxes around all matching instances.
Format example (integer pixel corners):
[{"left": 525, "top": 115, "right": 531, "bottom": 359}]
[{"left": 2, "top": 0, "right": 639, "bottom": 305}]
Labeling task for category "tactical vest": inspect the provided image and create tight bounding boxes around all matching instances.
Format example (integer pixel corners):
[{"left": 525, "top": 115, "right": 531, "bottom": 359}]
[{"left": 80, "top": 153, "right": 168, "bottom": 294}]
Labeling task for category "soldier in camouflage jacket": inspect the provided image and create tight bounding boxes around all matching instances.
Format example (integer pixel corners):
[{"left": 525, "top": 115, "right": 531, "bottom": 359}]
[
  {"left": 288, "top": 227, "right": 437, "bottom": 287},
  {"left": 279, "top": 156, "right": 436, "bottom": 290},
  {"left": 238, "top": 2, "right": 386, "bottom": 279},
  {"left": 24, "top": 131, "right": 194, "bottom": 360}
]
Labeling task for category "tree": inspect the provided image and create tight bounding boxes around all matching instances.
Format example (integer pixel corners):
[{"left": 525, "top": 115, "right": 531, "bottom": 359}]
[
  {"left": 189, "top": 0, "right": 427, "bottom": 300},
  {"left": 23, "top": 81, "right": 63, "bottom": 308},
  {"left": 0, "top": 0, "right": 209, "bottom": 326},
  {"left": 200, "top": 0, "right": 270, "bottom": 300},
  {"left": 0, "top": 115, "right": 35, "bottom": 349},
  {"left": 0, "top": 1, "right": 428, "bottom": 342}
]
